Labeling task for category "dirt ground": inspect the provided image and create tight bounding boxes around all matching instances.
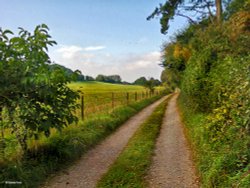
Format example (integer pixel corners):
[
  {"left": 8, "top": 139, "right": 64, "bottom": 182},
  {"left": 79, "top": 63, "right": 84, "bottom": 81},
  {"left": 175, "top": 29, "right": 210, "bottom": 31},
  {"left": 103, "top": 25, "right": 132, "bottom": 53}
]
[
  {"left": 146, "top": 94, "right": 199, "bottom": 188},
  {"left": 42, "top": 96, "right": 169, "bottom": 188}
]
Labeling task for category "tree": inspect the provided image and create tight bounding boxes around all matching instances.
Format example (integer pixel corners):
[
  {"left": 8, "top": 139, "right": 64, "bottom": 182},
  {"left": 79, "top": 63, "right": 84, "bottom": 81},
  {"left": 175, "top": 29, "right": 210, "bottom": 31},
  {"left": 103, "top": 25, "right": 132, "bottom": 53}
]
[
  {"left": 144, "top": 78, "right": 156, "bottom": 93},
  {"left": 133, "top": 77, "right": 147, "bottom": 85},
  {"left": 96, "top": 74, "right": 106, "bottom": 82},
  {"left": 151, "top": 78, "right": 162, "bottom": 87},
  {"left": 49, "top": 63, "right": 84, "bottom": 81},
  {"left": 216, "top": 0, "right": 222, "bottom": 22},
  {"left": 224, "top": 0, "right": 250, "bottom": 19},
  {"left": 0, "top": 25, "right": 79, "bottom": 152},
  {"left": 147, "top": 0, "right": 223, "bottom": 34},
  {"left": 108, "top": 75, "right": 122, "bottom": 83},
  {"left": 85, "top": 75, "right": 95, "bottom": 81},
  {"left": 96, "top": 74, "right": 122, "bottom": 83},
  {"left": 143, "top": 77, "right": 162, "bottom": 93}
]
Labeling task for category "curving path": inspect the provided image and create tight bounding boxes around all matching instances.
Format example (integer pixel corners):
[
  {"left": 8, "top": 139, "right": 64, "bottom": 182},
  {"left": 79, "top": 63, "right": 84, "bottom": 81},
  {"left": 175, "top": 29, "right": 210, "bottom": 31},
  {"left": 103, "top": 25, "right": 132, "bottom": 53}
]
[
  {"left": 147, "top": 93, "right": 199, "bottom": 188},
  {"left": 42, "top": 95, "right": 169, "bottom": 188}
]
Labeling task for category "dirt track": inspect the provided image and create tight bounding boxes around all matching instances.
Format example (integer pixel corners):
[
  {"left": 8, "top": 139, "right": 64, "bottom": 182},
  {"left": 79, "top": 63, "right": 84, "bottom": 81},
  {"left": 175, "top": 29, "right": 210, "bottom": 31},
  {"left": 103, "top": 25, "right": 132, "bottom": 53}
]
[
  {"left": 42, "top": 96, "right": 169, "bottom": 188},
  {"left": 147, "top": 94, "right": 199, "bottom": 188}
]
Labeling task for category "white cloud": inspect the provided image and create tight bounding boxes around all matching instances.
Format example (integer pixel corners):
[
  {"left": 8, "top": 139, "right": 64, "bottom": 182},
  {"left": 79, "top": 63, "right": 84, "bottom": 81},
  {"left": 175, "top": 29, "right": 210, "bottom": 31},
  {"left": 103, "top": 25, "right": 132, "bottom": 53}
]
[
  {"left": 56, "top": 45, "right": 83, "bottom": 59},
  {"left": 84, "top": 46, "right": 106, "bottom": 51},
  {"left": 125, "top": 51, "right": 161, "bottom": 70},
  {"left": 50, "top": 45, "right": 163, "bottom": 82},
  {"left": 55, "top": 45, "right": 106, "bottom": 59}
]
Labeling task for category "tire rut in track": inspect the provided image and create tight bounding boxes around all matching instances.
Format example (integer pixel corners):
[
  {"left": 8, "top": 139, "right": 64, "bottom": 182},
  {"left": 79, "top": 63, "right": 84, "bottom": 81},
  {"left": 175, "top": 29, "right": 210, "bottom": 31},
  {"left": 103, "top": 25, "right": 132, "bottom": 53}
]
[{"left": 147, "top": 93, "right": 199, "bottom": 188}]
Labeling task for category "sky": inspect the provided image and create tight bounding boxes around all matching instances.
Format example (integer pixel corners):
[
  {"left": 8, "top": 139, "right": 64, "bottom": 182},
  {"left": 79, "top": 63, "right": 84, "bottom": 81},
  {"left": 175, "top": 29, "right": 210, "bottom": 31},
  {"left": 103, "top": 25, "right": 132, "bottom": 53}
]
[{"left": 1, "top": 0, "right": 188, "bottom": 82}]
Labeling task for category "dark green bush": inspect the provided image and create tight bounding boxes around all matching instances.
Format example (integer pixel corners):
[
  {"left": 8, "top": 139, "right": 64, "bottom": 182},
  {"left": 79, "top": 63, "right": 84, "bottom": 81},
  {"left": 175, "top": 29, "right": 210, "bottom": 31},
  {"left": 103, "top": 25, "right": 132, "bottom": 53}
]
[{"left": 178, "top": 18, "right": 250, "bottom": 187}]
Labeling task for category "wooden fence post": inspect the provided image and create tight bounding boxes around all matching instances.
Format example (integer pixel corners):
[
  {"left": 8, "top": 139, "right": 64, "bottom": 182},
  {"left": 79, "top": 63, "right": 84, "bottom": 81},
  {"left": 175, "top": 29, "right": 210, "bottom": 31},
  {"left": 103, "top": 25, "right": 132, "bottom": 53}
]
[
  {"left": 112, "top": 92, "right": 114, "bottom": 109},
  {"left": 81, "top": 94, "right": 84, "bottom": 121},
  {"left": 127, "top": 92, "right": 129, "bottom": 105}
]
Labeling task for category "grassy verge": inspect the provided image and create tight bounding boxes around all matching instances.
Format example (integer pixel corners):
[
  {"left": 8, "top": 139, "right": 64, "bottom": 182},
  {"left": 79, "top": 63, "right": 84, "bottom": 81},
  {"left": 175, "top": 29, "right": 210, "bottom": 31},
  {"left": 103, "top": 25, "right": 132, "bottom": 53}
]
[
  {"left": 0, "top": 94, "right": 168, "bottom": 188},
  {"left": 97, "top": 95, "right": 171, "bottom": 188},
  {"left": 178, "top": 94, "right": 250, "bottom": 188}
]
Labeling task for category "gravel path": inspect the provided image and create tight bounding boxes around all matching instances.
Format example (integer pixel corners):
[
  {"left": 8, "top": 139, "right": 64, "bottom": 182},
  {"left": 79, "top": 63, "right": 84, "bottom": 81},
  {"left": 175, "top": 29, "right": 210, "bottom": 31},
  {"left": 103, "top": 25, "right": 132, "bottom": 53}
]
[
  {"left": 147, "top": 94, "right": 199, "bottom": 188},
  {"left": 42, "top": 96, "right": 169, "bottom": 188}
]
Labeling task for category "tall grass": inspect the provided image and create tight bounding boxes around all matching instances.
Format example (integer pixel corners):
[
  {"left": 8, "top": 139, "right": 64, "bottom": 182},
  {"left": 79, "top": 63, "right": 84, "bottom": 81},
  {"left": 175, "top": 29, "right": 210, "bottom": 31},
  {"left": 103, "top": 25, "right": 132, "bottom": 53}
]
[
  {"left": 178, "top": 93, "right": 250, "bottom": 188},
  {"left": 0, "top": 94, "right": 167, "bottom": 188}
]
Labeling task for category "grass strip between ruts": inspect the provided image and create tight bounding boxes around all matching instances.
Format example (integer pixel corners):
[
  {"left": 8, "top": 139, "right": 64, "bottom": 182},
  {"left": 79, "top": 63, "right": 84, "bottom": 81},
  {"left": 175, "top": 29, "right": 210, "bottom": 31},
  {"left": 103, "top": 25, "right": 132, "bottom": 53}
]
[{"left": 97, "top": 95, "right": 172, "bottom": 188}]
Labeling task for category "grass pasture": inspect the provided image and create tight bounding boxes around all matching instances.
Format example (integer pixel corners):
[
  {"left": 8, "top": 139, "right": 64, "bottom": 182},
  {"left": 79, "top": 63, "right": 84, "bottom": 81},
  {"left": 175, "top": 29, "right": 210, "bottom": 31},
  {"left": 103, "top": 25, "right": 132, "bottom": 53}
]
[
  {"left": 69, "top": 81, "right": 146, "bottom": 93},
  {"left": 69, "top": 81, "right": 164, "bottom": 119},
  {"left": 1, "top": 81, "right": 162, "bottom": 164},
  {"left": 0, "top": 81, "right": 164, "bottom": 164}
]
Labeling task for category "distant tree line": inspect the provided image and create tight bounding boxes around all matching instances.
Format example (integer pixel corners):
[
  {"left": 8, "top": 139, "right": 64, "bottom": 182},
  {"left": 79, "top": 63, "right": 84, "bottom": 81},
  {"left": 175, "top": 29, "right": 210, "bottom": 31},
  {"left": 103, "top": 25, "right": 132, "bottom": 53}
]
[
  {"left": 50, "top": 64, "right": 95, "bottom": 81},
  {"left": 133, "top": 77, "right": 161, "bottom": 87},
  {"left": 51, "top": 64, "right": 162, "bottom": 86},
  {"left": 95, "top": 74, "right": 122, "bottom": 83}
]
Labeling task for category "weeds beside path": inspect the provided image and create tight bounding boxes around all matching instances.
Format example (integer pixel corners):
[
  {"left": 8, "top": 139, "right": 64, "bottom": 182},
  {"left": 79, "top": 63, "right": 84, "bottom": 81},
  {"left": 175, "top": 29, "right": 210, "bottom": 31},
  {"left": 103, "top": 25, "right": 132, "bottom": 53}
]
[{"left": 42, "top": 95, "right": 170, "bottom": 188}]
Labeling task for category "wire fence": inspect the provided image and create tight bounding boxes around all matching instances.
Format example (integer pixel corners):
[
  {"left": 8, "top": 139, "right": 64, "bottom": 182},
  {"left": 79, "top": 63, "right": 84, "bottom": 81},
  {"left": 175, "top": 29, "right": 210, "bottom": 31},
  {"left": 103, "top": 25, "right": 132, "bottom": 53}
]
[
  {"left": 0, "top": 89, "right": 164, "bottom": 161},
  {"left": 75, "top": 90, "right": 163, "bottom": 120}
]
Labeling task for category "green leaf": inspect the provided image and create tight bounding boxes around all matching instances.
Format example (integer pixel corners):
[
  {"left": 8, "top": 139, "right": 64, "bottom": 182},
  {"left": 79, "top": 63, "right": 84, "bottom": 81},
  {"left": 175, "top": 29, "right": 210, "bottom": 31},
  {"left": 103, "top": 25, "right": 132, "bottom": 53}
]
[
  {"left": 18, "top": 27, "right": 25, "bottom": 34},
  {"left": 39, "top": 28, "right": 49, "bottom": 34},
  {"left": 3, "top": 29, "right": 14, "bottom": 35},
  {"left": 1, "top": 25, "right": 78, "bottom": 151},
  {"left": 41, "top": 23, "right": 49, "bottom": 30},
  {"left": 10, "top": 37, "right": 24, "bottom": 44}
]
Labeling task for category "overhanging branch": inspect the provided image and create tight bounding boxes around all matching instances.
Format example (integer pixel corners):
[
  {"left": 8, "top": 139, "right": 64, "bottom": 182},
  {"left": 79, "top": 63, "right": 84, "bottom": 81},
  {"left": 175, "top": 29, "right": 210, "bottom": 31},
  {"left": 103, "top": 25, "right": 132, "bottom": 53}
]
[{"left": 176, "top": 13, "right": 196, "bottom": 23}]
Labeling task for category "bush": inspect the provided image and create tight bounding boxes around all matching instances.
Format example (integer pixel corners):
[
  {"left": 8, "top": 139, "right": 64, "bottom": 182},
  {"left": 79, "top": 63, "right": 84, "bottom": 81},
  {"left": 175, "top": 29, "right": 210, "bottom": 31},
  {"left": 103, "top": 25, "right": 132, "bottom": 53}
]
[{"left": 175, "top": 10, "right": 250, "bottom": 187}]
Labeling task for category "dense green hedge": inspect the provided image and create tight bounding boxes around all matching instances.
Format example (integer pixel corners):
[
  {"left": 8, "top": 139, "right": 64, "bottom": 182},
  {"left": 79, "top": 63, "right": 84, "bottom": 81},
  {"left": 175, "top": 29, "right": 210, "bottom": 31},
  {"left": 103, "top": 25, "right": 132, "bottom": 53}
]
[
  {"left": 177, "top": 17, "right": 250, "bottom": 188},
  {"left": 160, "top": 3, "right": 250, "bottom": 186}
]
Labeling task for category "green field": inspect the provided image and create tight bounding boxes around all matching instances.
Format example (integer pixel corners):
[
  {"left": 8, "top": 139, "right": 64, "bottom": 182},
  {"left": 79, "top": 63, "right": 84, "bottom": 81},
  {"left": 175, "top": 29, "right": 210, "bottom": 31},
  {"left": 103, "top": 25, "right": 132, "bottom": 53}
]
[
  {"left": 69, "top": 82, "right": 163, "bottom": 119},
  {"left": 0, "top": 82, "right": 164, "bottom": 165},
  {"left": 0, "top": 89, "right": 166, "bottom": 187},
  {"left": 69, "top": 81, "right": 146, "bottom": 93}
]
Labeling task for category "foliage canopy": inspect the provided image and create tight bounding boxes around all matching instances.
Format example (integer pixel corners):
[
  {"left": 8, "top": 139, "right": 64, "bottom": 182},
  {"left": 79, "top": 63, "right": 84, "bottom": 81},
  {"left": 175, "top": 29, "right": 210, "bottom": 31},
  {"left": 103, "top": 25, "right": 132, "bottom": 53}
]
[
  {"left": 0, "top": 24, "right": 79, "bottom": 152},
  {"left": 147, "top": 0, "right": 224, "bottom": 34}
]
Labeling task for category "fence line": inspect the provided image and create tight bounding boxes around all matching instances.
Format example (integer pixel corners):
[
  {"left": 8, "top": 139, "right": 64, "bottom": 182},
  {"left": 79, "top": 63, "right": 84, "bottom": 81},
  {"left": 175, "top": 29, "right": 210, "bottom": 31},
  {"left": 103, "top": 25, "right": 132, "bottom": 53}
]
[{"left": 78, "top": 90, "right": 163, "bottom": 120}]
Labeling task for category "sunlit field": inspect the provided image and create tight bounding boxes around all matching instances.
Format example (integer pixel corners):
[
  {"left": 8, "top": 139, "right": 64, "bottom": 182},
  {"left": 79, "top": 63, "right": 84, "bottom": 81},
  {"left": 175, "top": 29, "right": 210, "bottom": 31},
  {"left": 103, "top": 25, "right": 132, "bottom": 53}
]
[
  {"left": 69, "top": 81, "right": 164, "bottom": 119},
  {"left": 69, "top": 81, "right": 146, "bottom": 93},
  {"left": 0, "top": 81, "right": 164, "bottom": 164}
]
